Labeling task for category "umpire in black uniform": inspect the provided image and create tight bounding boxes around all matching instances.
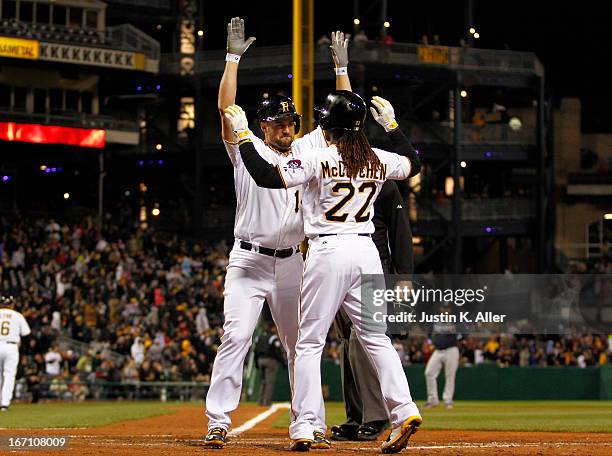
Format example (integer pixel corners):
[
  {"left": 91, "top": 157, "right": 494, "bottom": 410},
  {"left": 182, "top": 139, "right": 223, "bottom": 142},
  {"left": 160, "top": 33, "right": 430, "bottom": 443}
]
[{"left": 331, "top": 179, "right": 414, "bottom": 441}]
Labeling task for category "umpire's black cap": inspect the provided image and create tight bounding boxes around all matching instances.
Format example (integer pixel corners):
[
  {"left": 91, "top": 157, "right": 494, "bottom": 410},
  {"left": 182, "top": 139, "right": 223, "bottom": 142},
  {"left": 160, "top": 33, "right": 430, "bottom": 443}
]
[
  {"left": 257, "top": 94, "right": 301, "bottom": 133},
  {"left": 316, "top": 90, "right": 366, "bottom": 132}
]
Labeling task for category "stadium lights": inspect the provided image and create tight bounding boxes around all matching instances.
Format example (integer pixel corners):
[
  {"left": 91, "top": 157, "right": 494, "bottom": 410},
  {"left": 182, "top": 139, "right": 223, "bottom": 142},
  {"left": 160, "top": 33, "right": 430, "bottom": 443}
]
[
  {"left": 473, "top": 32, "right": 480, "bottom": 39},
  {"left": 155, "top": 143, "right": 162, "bottom": 151},
  {"left": 354, "top": 18, "right": 360, "bottom": 25},
  {"left": 460, "top": 161, "right": 467, "bottom": 168},
  {"left": 40, "top": 165, "right": 47, "bottom": 171},
  {"left": 604, "top": 214, "right": 612, "bottom": 220},
  {"left": 1, "top": 175, "right": 10, "bottom": 183},
  {"left": 197, "top": 30, "right": 204, "bottom": 37},
  {"left": 469, "top": 27, "right": 476, "bottom": 34},
  {"left": 383, "top": 21, "right": 390, "bottom": 28},
  {"left": 63, "top": 193, "right": 70, "bottom": 200},
  {"left": 460, "top": 90, "right": 468, "bottom": 98},
  {"left": 152, "top": 207, "right": 160, "bottom": 217}
]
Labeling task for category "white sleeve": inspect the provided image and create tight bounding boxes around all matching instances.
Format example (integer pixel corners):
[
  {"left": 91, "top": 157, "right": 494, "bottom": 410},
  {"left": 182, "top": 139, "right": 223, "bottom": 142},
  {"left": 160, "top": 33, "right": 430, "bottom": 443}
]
[
  {"left": 20, "top": 314, "right": 31, "bottom": 337},
  {"left": 376, "top": 149, "right": 411, "bottom": 180},
  {"left": 223, "top": 132, "right": 263, "bottom": 167},
  {"left": 223, "top": 139, "right": 241, "bottom": 167},
  {"left": 279, "top": 150, "right": 319, "bottom": 188}
]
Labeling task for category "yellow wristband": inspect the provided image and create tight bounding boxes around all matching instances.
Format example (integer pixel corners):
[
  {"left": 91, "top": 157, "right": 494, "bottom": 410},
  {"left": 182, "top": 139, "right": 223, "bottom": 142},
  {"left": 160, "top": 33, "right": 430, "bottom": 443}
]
[{"left": 236, "top": 129, "right": 250, "bottom": 140}]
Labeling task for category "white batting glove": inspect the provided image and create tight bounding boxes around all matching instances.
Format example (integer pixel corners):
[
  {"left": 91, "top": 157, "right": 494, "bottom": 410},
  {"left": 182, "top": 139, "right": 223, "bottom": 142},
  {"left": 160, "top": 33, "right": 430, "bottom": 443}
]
[
  {"left": 223, "top": 105, "right": 250, "bottom": 141},
  {"left": 370, "top": 96, "right": 398, "bottom": 132}
]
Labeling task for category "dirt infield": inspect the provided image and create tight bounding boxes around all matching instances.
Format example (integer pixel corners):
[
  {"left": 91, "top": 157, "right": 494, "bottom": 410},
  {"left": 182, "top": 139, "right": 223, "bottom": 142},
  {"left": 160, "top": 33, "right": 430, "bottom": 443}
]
[{"left": 1, "top": 404, "right": 611, "bottom": 455}]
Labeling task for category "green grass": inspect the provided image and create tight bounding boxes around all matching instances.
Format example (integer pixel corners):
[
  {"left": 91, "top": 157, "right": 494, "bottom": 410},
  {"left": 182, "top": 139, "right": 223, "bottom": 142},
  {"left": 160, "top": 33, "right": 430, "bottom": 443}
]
[
  {"left": 0, "top": 401, "right": 193, "bottom": 429},
  {"left": 273, "top": 401, "right": 612, "bottom": 433}
]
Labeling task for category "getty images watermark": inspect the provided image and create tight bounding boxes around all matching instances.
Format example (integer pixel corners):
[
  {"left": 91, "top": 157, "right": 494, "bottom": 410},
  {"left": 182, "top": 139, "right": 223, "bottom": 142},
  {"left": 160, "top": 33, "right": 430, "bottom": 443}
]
[{"left": 360, "top": 274, "right": 612, "bottom": 335}]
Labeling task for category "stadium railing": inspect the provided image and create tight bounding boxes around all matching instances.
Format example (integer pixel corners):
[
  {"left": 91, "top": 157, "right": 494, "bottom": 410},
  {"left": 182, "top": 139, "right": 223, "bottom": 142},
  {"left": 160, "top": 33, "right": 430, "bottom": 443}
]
[
  {"left": 18, "top": 379, "right": 210, "bottom": 402},
  {"left": 418, "top": 198, "right": 535, "bottom": 221},
  {"left": 161, "top": 42, "right": 543, "bottom": 76}
]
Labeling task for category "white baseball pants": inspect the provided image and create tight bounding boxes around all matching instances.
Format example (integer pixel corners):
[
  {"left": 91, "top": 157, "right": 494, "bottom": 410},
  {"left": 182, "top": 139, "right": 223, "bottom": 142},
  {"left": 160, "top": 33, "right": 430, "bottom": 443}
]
[
  {"left": 0, "top": 343, "right": 19, "bottom": 407},
  {"left": 289, "top": 235, "right": 420, "bottom": 440},
  {"left": 205, "top": 241, "right": 325, "bottom": 431},
  {"left": 425, "top": 346, "right": 459, "bottom": 404}
]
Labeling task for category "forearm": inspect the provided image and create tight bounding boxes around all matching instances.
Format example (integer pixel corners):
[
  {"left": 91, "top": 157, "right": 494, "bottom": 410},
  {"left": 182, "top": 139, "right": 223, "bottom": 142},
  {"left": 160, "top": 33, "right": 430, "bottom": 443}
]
[
  {"left": 388, "top": 128, "right": 421, "bottom": 177},
  {"left": 238, "top": 137, "right": 286, "bottom": 189},
  {"left": 219, "top": 63, "right": 239, "bottom": 140},
  {"left": 336, "top": 74, "right": 352, "bottom": 91}
]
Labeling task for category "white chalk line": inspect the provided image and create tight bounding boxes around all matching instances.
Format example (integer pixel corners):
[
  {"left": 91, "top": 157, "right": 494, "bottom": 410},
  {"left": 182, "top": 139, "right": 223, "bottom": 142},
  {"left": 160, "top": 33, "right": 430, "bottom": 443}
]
[{"left": 228, "top": 402, "right": 291, "bottom": 437}]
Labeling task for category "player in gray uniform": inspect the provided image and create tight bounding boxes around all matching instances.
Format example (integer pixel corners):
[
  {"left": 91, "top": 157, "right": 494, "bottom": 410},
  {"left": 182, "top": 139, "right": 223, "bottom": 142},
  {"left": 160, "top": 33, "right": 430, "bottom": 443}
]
[{"left": 424, "top": 304, "right": 461, "bottom": 409}]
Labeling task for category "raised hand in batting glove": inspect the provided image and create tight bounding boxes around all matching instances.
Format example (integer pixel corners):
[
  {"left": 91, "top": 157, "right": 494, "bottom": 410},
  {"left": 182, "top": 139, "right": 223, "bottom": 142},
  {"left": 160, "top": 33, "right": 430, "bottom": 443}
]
[
  {"left": 226, "top": 17, "right": 256, "bottom": 59},
  {"left": 330, "top": 30, "right": 349, "bottom": 68},
  {"left": 223, "top": 105, "right": 250, "bottom": 141},
  {"left": 370, "top": 96, "right": 398, "bottom": 132}
]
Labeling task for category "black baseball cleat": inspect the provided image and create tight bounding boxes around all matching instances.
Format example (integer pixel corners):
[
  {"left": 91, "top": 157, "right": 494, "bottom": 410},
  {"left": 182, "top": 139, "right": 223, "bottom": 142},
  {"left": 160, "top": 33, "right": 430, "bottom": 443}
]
[
  {"left": 330, "top": 423, "right": 359, "bottom": 441},
  {"left": 356, "top": 420, "right": 389, "bottom": 441},
  {"left": 203, "top": 427, "right": 228, "bottom": 449},
  {"left": 311, "top": 431, "right": 331, "bottom": 449},
  {"left": 290, "top": 438, "right": 313, "bottom": 451},
  {"left": 380, "top": 416, "right": 422, "bottom": 454}
]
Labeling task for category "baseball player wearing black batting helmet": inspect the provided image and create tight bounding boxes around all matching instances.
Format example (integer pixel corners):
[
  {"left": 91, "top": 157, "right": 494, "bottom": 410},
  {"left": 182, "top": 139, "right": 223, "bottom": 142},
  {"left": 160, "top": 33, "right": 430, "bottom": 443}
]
[{"left": 257, "top": 95, "right": 302, "bottom": 134}]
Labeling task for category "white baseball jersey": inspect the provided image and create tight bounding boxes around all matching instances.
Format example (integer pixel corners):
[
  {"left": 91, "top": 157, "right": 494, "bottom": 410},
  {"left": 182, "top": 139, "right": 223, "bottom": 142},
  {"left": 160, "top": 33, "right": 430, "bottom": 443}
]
[
  {"left": 207, "top": 128, "right": 329, "bottom": 433},
  {"left": 223, "top": 127, "right": 325, "bottom": 249},
  {"left": 0, "top": 308, "right": 31, "bottom": 343},
  {"left": 0, "top": 307, "right": 30, "bottom": 408},
  {"left": 278, "top": 145, "right": 411, "bottom": 238}
]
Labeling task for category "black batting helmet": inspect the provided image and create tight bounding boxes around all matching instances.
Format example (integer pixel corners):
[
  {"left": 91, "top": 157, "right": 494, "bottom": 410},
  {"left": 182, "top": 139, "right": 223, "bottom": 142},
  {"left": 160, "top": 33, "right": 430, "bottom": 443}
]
[
  {"left": 257, "top": 95, "right": 301, "bottom": 134},
  {"left": 316, "top": 90, "right": 366, "bottom": 132}
]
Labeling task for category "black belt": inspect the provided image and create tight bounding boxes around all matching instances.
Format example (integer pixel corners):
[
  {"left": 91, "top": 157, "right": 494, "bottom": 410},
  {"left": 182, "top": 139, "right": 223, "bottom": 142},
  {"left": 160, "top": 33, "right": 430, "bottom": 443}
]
[
  {"left": 239, "top": 241, "right": 299, "bottom": 259},
  {"left": 2, "top": 341, "right": 17, "bottom": 345},
  {"left": 319, "top": 233, "right": 371, "bottom": 238}
]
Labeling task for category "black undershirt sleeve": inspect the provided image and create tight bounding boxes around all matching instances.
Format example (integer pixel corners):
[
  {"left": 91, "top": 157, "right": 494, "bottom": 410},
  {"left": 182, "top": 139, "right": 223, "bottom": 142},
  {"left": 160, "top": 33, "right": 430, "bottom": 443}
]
[
  {"left": 387, "top": 128, "right": 421, "bottom": 177},
  {"left": 237, "top": 139, "right": 286, "bottom": 189}
]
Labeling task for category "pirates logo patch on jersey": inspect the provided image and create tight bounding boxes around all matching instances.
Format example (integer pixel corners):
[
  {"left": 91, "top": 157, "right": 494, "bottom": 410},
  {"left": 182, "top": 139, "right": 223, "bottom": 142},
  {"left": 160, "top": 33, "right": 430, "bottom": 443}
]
[{"left": 285, "top": 159, "right": 303, "bottom": 170}]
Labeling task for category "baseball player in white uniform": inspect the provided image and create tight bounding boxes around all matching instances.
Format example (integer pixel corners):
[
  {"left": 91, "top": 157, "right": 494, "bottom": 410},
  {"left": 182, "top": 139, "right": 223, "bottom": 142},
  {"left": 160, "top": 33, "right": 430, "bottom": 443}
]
[
  {"left": 0, "top": 296, "right": 31, "bottom": 411},
  {"left": 204, "top": 19, "right": 350, "bottom": 450},
  {"left": 224, "top": 91, "right": 422, "bottom": 453}
]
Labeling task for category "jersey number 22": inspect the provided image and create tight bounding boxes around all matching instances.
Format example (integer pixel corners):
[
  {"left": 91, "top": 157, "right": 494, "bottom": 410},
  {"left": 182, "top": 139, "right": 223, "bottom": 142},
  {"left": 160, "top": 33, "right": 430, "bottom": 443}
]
[{"left": 325, "top": 181, "right": 377, "bottom": 223}]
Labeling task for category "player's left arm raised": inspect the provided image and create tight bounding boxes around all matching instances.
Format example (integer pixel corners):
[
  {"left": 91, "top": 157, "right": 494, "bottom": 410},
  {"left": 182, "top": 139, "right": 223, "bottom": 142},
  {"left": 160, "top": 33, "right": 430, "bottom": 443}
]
[
  {"left": 224, "top": 105, "right": 316, "bottom": 188},
  {"left": 370, "top": 96, "right": 421, "bottom": 178}
]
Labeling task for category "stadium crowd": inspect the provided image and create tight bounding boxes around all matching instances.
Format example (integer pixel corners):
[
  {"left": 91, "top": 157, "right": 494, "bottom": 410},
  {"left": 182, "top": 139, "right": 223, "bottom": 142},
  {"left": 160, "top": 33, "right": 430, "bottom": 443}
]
[
  {"left": 0, "top": 215, "right": 611, "bottom": 401},
  {"left": 0, "top": 214, "right": 227, "bottom": 398}
]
